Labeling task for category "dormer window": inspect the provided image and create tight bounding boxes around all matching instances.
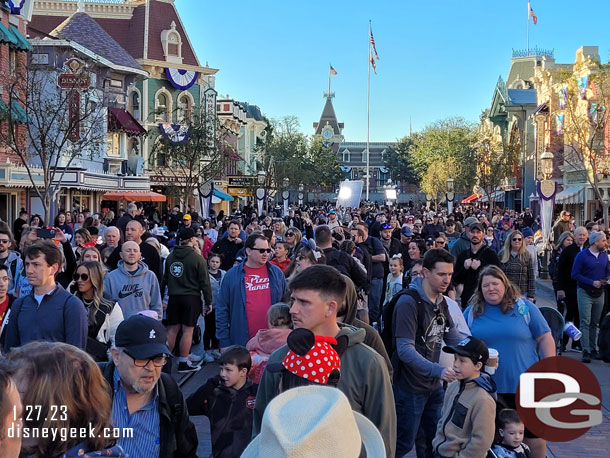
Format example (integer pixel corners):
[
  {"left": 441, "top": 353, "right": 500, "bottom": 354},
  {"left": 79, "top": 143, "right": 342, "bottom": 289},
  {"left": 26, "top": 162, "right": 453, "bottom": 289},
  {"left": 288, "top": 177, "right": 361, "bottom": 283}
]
[{"left": 161, "top": 21, "right": 183, "bottom": 64}]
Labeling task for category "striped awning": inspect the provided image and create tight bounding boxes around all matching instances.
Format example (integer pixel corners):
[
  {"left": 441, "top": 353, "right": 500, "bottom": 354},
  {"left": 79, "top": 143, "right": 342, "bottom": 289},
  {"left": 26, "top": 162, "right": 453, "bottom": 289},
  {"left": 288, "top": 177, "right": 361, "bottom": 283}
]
[
  {"left": 555, "top": 186, "right": 584, "bottom": 204},
  {"left": 479, "top": 190, "right": 505, "bottom": 203}
]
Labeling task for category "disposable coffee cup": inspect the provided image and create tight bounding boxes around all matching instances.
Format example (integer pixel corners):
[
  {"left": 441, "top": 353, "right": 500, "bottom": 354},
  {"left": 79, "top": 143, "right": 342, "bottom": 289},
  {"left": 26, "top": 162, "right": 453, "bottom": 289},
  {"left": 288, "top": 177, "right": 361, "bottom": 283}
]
[
  {"left": 564, "top": 322, "right": 582, "bottom": 341},
  {"left": 485, "top": 348, "right": 499, "bottom": 375}
]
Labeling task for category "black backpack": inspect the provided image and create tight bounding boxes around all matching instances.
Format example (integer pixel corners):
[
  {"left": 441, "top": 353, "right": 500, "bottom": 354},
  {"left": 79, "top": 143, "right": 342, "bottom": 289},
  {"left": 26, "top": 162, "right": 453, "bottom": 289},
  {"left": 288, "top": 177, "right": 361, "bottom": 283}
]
[{"left": 380, "top": 288, "right": 432, "bottom": 357}]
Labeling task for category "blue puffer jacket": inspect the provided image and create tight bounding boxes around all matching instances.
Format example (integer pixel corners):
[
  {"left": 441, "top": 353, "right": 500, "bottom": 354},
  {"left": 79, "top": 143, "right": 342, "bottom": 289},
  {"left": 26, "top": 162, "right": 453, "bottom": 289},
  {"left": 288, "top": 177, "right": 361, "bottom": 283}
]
[{"left": 215, "top": 262, "right": 286, "bottom": 347}]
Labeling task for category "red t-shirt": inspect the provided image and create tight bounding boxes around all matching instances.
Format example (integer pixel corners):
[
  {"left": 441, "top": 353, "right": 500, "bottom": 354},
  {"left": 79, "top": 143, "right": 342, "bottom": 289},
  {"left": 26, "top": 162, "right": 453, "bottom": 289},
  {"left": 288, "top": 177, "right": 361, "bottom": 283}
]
[
  {"left": 244, "top": 264, "right": 272, "bottom": 338},
  {"left": 0, "top": 296, "right": 9, "bottom": 327},
  {"left": 270, "top": 257, "right": 291, "bottom": 273}
]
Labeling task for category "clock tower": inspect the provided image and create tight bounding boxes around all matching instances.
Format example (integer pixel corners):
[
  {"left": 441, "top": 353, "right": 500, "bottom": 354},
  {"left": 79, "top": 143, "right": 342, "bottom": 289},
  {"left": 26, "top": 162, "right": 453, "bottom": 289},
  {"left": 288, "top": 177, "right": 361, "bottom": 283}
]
[{"left": 313, "top": 93, "right": 344, "bottom": 147}]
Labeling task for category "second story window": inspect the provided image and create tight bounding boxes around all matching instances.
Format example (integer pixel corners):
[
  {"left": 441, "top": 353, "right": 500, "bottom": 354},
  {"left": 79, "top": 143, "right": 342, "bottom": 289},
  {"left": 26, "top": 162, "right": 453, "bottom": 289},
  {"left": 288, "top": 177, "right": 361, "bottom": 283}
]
[
  {"left": 131, "top": 92, "right": 140, "bottom": 120},
  {"left": 156, "top": 92, "right": 169, "bottom": 122}
]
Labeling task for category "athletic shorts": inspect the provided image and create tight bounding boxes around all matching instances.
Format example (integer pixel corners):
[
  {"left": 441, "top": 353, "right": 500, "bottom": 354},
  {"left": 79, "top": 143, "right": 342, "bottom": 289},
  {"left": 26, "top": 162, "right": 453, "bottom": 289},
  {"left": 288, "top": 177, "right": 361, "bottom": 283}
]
[{"left": 166, "top": 295, "right": 202, "bottom": 327}]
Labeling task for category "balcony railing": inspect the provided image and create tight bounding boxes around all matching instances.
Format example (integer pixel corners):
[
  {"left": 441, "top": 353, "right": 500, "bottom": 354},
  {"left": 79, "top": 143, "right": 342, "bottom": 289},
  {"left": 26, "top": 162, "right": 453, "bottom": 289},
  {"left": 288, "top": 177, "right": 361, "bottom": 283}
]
[{"left": 512, "top": 47, "right": 554, "bottom": 58}]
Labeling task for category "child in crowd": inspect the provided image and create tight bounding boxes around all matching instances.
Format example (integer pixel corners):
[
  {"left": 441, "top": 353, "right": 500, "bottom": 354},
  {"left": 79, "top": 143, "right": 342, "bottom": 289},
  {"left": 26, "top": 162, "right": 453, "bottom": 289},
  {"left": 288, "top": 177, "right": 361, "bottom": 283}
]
[
  {"left": 203, "top": 253, "right": 225, "bottom": 361},
  {"left": 246, "top": 303, "right": 292, "bottom": 383},
  {"left": 270, "top": 242, "right": 291, "bottom": 273},
  {"left": 186, "top": 346, "right": 258, "bottom": 458},
  {"left": 432, "top": 336, "right": 497, "bottom": 458},
  {"left": 489, "top": 409, "right": 533, "bottom": 458},
  {"left": 385, "top": 254, "right": 404, "bottom": 304}
]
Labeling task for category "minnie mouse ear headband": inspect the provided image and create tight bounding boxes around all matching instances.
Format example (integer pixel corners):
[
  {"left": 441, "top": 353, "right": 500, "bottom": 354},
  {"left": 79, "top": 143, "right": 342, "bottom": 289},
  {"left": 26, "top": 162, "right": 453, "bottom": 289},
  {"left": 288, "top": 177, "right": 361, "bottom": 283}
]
[{"left": 268, "top": 328, "right": 347, "bottom": 386}]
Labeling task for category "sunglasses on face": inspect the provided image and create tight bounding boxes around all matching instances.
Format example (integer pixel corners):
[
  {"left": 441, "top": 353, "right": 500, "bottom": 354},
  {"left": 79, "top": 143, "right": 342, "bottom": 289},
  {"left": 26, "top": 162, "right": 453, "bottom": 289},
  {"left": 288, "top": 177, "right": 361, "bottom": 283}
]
[
  {"left": 512, "top": 237, "right": 522, "bottom": 242},
  {"left": 435, "top": 240, "right": 445, "bottom": 245},
  {"left": 285, "top": 232, "right": 295, "bottom": 237},
  {"left": 73, "top": 273, "right": 89, "bottom": 281},
  {"left": 382, "top": 224, "right": 393, "bottom": 229},
  {"left": 251, "top": 248, "right": 272, "bottom": 254},
  {"left": 0, "top": 239, "right": 10, "bottom": 244}
]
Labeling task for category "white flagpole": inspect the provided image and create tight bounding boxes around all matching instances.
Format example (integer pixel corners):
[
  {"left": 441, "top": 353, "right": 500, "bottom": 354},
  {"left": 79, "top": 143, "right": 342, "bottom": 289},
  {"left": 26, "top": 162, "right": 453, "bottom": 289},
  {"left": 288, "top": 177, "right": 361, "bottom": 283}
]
[{"left": 366, "top": 21, "right": 371, "bottom": 201}]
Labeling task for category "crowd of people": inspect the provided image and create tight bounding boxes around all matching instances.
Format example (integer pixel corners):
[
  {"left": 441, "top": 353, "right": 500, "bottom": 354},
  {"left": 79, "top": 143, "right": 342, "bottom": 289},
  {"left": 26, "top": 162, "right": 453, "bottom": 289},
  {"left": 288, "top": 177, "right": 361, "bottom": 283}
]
[{"left": 0, "top": 201, "right": 606, "bottom": 458}]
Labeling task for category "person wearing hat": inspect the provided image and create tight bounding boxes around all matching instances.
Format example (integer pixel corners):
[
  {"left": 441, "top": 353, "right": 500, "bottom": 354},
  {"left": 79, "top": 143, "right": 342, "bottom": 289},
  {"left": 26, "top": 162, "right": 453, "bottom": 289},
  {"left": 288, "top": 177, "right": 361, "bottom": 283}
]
[
  {"left": 245, "top": 385, "right": 386, "bottom": 457},
  {"left": 162, "top": 227, "right": 212, "bottom": 373},
  {"left": 254, "top": 265, "right": 395, "bottom": 458},
  {"left": 453, "top": 221, "right": 501, "bottom": 307},
  {"left": 450, "top": 216, "right": 479, "bottom": 260},
  {"left": 432, "top": 336, "right": 497, "bottom": 458},
  {"left": 571, "top": 230, "right": 610, "bottom": 362},
  {"left": 422, "top": 214, "right": 444, "bottom": 239},
  {"left": 398, "top": 225, "right": 414, "bottom": 260},
  {"left": 99, "top": 315, "right": 198, "bottom": 457}
]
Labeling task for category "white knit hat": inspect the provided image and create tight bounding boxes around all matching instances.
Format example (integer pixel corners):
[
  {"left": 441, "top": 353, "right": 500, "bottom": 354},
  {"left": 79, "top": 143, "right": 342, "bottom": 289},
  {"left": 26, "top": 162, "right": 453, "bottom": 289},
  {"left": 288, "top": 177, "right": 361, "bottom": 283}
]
[{"left": 241, "top": 385, "right": 385, "bottom": 458}]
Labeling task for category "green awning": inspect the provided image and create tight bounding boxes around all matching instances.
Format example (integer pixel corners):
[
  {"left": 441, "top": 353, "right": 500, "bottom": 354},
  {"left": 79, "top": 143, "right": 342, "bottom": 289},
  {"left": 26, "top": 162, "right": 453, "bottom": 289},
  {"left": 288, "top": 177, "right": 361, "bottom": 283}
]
[
  {"left": 0, "top": 99, "right": 27, "bottom": 124},
  {"left": 0, "top": 22, "right": 18, "bottom": 47},
  {"left": 8, "top": 25, "right": 32, "bottom": 52}
]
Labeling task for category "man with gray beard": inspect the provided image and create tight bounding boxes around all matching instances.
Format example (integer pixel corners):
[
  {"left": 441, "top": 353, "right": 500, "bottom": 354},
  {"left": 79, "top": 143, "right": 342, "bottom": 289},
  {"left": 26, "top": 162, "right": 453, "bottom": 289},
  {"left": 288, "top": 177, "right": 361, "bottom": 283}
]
[{"left": 99, "top": 315, "right": 197, "bottom": 457}]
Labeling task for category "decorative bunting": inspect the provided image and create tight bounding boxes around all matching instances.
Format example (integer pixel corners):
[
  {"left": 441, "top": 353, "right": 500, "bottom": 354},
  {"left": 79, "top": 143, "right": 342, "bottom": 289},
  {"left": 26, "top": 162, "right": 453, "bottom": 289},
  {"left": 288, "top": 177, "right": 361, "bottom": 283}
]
[
  {"left": 340, "top": 166, "right": 352, "bottom": 173},
  {"left": 379, "top": 166, "right": 389, "bottom": 174},
  {"left": 158, "top": 123, "right": 191, "bottom": 143},
  {"left": 165, "top": 68, "right": 199, "bottom": 90},
  {"left": 558, "top": 88, "right": 568, "bottom": 109},
  {"left": 555, "top": 114, "right": 564, "bottom": 135},
  {"left": 8, "top": 0, "right": 26, "bottom": 14},
  {"left": 577, "top": 75, "right": 589, "bottom": 100}
]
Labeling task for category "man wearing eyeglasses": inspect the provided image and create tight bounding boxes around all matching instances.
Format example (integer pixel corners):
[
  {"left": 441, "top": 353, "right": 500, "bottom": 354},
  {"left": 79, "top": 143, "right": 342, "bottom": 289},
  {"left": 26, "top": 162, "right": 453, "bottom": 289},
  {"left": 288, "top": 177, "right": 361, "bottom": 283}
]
[
  {"left": 216, "top": 233, "right": 287, "bottom": 348},
  {"left": 101, "top": 315, "right": 198, "bottom": 457}
]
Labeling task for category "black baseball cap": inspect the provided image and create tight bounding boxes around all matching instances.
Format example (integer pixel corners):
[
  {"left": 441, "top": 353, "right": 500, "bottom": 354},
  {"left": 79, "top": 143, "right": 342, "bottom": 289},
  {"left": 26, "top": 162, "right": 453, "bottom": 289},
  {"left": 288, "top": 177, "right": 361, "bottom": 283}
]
[
  {"left": 443, "top": 336, "right": 489, "bottom": 365},
  {"left": 115, "top": 315, "right": 171, "bottom": 359},
  {"left": 178, "top": 227, "right": 196, "bottom": 242}
]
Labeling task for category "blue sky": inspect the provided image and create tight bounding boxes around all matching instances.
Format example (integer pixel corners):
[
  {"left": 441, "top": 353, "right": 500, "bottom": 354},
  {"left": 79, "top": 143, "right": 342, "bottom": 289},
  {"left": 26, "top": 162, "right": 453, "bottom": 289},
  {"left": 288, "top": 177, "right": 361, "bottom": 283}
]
[{"left": 178, "top": 1, "right": 610, "bottom": 142}]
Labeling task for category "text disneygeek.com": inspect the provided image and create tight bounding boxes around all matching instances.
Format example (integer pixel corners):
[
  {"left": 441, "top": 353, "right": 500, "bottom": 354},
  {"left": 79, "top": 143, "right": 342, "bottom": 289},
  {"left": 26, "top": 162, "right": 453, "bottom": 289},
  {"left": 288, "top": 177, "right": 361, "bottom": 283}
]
[{"left": 7, "top": 423, "right": 134, "bottom": 442}]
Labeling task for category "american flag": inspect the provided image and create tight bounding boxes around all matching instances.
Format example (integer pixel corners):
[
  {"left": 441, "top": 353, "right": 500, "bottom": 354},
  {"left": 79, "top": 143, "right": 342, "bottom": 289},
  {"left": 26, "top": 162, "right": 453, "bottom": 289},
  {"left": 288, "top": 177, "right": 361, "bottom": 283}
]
[
  {"left": 329, "top": 64, "right": 337, "bottom": 76},
  {"left": 528, "top": 2, "right": 537, "bottom": 25},
  {"left": 370, "top": 52, "right": 377, "bottom": 74},
  {"left": 370, "top": 27, "right": 379, "bottom": 60}
]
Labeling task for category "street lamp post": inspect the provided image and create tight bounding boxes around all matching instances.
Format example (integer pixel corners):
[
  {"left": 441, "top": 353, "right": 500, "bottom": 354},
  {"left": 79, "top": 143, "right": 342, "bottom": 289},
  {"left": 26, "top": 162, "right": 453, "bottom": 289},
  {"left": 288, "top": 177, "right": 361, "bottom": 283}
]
[
  {"left": 446, "top": 178, "right": 455, "bottom": 215},
  {"left": 298, "top": 183, "right": 304, "bottom": 206},
  {"left": 538, "top": 151, "right": 556, "bottom": 280},
  {"left": 282, "top": 177, "right": 290, "bottom": 216},
  {"left": 256, "top": 170, "right": 266, "bottom": 215}
]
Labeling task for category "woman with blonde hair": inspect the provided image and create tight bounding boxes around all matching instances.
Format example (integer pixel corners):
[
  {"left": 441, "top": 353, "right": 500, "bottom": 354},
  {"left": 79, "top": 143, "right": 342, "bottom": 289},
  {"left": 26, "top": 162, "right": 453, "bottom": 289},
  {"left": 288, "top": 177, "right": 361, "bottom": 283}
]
[
  {"left": 4, "top": 341, "right": 124, "bottom": 457},
  {"left": 283, "top": 226, "right": 302, "bottom": 258},
  {"left": 498, "top": 229, "right": 536, "bottom": 301},
  {"left": 464, "top": 265, "right": 554, "bottom": 458},
  {"left": 73, "top": 261, "right": 123, "bottom": 361}
]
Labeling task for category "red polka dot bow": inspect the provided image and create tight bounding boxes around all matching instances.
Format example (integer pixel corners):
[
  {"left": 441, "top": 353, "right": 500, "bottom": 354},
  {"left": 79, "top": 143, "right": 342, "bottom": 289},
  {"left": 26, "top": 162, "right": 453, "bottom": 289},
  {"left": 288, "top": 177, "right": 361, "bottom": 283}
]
[{"left": 282, "top": 335, "right": 341, "bottom": 385}]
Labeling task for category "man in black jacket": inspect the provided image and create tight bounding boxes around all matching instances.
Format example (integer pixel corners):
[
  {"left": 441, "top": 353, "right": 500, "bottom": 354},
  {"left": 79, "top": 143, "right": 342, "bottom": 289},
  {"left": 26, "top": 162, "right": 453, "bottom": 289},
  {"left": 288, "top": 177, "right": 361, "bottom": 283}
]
[
  {"left": 453, "top": 222, "right": 500, "bottom": 307},
  {"left": 556, "top": 226, "right": 587, "bottom": 350},
  {"left": 315, "top": 225, "right": 369, "bottom": 292},
  {"left": 101, "top": 315, "right": 198, "bottom": 458},
  {"left": 211, "top": 221, "right": 244, "bottom": 270}
]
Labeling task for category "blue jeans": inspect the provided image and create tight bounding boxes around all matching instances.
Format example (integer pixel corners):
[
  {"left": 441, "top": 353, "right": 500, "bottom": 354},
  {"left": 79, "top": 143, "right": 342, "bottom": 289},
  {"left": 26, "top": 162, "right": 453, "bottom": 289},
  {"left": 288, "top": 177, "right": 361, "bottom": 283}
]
[
  {"left": 368, "top": 277, "right": 384, "bottom": 324},
  {"left": 577, "top": 287, "right": 605, "bottom": 353},
  {"left": 394, "top": 384, "right": 444, "bottom": 458}
]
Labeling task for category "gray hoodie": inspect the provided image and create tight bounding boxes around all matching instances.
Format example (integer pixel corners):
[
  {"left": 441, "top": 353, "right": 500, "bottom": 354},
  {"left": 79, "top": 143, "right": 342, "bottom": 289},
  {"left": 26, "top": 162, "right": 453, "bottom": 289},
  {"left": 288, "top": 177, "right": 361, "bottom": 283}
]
[
  {"left": 2, "top": 250, "right": 22, "bottom": 295},
  {"left": 104, "top": 261, "right": 163, "bottom": 320}
]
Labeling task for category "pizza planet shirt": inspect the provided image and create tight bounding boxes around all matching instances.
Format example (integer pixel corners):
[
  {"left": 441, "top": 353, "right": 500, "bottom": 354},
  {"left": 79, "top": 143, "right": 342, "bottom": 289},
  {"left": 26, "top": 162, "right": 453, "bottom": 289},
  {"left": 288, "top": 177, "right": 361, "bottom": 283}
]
[{"left": 244, "top": 265, "right": 271, "bottom": 339}]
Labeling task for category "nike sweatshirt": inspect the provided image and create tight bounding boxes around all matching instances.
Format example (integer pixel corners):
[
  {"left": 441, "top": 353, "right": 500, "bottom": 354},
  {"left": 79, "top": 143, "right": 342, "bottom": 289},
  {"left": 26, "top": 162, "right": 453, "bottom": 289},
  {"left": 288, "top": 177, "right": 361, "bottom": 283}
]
[{"left": 104, "top": 261, "right": 163, "bottom": 320}]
